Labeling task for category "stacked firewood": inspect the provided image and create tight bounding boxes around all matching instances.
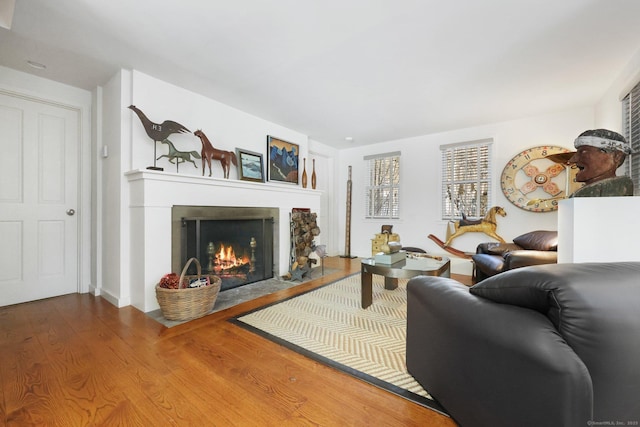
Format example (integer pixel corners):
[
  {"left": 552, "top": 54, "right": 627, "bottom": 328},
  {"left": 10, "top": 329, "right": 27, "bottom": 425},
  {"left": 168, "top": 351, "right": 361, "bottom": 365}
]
[{"left": 291, "top": 211, "right": 321, "bottom": 260}]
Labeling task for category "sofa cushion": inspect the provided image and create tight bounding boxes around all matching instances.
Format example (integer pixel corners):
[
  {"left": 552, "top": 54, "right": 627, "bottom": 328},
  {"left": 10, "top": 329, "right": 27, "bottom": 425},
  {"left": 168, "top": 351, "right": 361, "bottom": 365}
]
[
  {"left": 485, "top": 242, "right": 522, "bottom": 255},
  {"left": 470, "top": 262, "right": 640, "bottom": 320},
  {"left": 470, "top": 265, "right": 553, "bottom": 313},
  {"left": 471, "top": 254, "right": 506, "bottom": 277},
  {"left": 512, "top": 230, "right": 558, "bottom": 251}
]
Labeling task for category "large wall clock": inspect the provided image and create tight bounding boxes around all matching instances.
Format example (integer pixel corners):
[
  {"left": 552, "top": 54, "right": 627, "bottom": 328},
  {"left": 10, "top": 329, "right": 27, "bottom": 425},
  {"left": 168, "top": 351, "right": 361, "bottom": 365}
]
[{"left": 500, "top": 145, "right": 582, "bottom": 212}]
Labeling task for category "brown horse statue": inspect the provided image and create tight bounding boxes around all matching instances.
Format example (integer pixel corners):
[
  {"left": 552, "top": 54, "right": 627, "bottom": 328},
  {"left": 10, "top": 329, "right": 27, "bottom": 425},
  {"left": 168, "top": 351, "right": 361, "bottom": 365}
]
[
  {"left": 193, "top": 129, "right": 237, "bottom": 179},
  {"left": 444, "top": 206, "right": 507, "bottom": 246}
]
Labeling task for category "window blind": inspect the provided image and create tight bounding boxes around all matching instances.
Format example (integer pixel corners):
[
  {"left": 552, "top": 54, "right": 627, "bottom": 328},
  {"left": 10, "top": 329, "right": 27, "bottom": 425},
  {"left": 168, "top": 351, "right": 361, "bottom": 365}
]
[
  {"left": 440, "top": 140, "right": 492, "bottom": 220},
  {"left": 364, "top": 152, "right": 400, "bottom": 219},
  {"left": 622, "top": 80, "right": 640, "bottom": 195}
]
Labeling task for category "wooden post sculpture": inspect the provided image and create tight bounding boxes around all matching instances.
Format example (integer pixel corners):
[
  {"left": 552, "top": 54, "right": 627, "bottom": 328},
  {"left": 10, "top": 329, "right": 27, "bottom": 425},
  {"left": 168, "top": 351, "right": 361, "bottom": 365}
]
[
  {"left": 341, "top": 166, "right": 356, "bottom": 258},
  {"left": 128, "top": 105, "right": 191, "bottom": 171}
]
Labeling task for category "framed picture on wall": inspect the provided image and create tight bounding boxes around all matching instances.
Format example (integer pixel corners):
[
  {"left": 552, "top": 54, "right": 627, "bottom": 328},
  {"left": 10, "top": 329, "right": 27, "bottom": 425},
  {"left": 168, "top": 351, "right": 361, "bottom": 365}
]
[
  {"left": 236, "top": 148, "right": 265, "bottom": 182},
  {"left": 267, "top": 135, "right": 299, "bottom": 184}
]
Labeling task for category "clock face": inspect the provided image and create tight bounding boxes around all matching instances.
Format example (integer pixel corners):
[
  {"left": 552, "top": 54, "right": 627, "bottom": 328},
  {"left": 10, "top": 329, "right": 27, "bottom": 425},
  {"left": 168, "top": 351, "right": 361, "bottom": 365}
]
[{"left": 501, "top": 146, "right": 582, "bottom": 212}]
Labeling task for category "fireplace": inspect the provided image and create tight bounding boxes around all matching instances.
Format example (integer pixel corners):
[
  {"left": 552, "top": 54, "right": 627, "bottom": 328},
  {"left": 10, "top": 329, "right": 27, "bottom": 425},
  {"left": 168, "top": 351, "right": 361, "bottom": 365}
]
[{"left": 172, "top": 206, "right": 277, "bottom": 291}]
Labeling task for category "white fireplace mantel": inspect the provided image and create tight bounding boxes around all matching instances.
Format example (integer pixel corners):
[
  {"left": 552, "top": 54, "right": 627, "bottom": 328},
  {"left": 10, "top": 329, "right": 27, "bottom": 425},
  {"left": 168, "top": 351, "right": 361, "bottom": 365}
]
[{"left": 126, "top": 169, "right": 322, "bottom": 312}]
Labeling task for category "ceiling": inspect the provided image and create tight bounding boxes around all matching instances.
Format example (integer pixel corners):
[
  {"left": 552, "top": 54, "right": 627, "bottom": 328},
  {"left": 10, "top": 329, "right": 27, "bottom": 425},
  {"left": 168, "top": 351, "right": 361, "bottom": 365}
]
[{"left": 2, "top": 0, "right": 640, "bottom": 149}]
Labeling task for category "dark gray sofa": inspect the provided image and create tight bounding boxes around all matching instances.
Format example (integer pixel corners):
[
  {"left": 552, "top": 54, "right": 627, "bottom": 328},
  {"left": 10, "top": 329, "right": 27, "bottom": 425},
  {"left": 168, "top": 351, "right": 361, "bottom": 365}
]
[{"left": 406, "top": 262, "right": 640, "bottom": 427}]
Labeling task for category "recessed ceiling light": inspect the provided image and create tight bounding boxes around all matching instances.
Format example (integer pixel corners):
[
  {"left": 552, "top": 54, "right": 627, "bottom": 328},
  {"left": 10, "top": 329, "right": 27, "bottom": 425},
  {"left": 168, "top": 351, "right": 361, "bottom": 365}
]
[
  {"left": 345, "top": 137, "right": 354, "bottom": 142},
  {"left": 27, "top": 60, "right": 47, "bottom": 70}
]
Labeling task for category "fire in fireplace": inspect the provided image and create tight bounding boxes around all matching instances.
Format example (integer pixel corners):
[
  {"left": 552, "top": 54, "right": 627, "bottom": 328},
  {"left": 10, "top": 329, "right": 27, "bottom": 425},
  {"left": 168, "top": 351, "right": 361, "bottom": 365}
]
[
  {"left": 211, "top": 241, "right": 251, "bottom": 275},
  {"left": 172, "top": 206, "right": 276, "bottom": 291}
]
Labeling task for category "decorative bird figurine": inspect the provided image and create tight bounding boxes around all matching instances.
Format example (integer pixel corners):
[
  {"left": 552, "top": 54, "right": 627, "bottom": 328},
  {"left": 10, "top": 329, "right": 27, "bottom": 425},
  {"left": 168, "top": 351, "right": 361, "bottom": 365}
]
[{"left": 128, "top": 105, "right": 191, "bottom": 170}]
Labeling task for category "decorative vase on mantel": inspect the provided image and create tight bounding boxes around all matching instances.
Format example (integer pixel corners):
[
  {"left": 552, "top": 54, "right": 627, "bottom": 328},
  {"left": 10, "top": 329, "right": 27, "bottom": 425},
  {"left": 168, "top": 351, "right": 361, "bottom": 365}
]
[
  {"left": 302, "top": 158, "right": 308, "bottom": 188},
  {"left": 311, "top": 159, "right": 317, "bottom": 189}
]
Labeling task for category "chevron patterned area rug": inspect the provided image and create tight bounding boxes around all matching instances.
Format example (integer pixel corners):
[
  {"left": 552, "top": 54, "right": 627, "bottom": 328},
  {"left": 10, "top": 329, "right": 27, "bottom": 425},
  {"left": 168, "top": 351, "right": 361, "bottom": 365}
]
[{"left": 231, "top": 273, "right": 448, "bottom": 414}]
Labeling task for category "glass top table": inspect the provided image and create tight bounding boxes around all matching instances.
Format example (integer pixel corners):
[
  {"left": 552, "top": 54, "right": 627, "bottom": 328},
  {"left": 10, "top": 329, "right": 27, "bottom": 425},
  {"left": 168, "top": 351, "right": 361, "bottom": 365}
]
[{"left": 360, "top": 254, "right": 450, "bottom": 308}]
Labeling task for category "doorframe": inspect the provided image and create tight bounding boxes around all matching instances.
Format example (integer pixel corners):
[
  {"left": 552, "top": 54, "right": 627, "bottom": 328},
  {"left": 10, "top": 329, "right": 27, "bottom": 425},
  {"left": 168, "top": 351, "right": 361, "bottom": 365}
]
[
  {"left": 308, "top": 149, "right": 338, "bottom": 256},
  {"left": 0, "top": 74, "right": 93, "bottom": 296}
]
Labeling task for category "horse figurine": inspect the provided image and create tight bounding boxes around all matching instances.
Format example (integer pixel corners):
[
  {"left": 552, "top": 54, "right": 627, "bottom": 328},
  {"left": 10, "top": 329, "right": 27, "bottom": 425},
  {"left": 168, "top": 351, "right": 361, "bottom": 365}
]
[
  {"left": 444, "top": 206, "right": 507, "bottom": 246},
  {"left": 193, "top": 129, "right": 238, "bottom": 179},
  {"left": 157, "top": 138, "right": 201, "bottom": 172}
]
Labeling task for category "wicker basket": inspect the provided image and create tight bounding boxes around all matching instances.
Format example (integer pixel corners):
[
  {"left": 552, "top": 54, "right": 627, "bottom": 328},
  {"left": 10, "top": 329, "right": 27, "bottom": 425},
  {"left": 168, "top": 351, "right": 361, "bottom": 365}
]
[{"left": 156, "top": 257, "right": 221, "bottom": 321}]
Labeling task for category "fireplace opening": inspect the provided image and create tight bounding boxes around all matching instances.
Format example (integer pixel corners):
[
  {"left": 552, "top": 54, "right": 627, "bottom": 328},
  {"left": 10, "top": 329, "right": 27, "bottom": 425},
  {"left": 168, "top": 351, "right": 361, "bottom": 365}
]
[{"left": 172, "top": 206, "right": 277, "bottom": 292}]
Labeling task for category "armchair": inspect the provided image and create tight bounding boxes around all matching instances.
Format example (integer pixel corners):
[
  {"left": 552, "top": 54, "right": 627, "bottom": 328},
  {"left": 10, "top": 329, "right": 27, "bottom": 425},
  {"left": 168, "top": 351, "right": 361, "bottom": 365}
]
[
  {"left": 406, "top": 262, "right": 640, "bottom": 427},
  {"left": 472, "top": 230, "right": 557, "bottom": 282}
]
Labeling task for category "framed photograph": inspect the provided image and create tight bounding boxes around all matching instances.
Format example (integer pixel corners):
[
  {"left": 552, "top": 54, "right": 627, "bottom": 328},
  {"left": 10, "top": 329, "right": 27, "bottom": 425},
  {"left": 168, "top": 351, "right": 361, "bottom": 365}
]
[
  {"left": 236, "top": 148, "right": 265, "bottom": 182},
  {"left": 267, "top": 135, "right": 299, "bottom": 184}
]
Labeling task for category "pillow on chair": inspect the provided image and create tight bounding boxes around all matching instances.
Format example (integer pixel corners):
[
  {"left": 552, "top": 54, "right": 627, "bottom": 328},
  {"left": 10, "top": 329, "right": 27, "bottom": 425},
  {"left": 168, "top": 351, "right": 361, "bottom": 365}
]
[{"left": 512, "top": 230, "right": 558, "bottom": 251}]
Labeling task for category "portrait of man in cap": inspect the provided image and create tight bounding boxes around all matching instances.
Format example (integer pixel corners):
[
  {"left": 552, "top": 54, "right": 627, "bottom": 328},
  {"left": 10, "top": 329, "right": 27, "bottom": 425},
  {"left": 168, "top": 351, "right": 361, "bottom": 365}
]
[{"left": 568, "top": 128, "right": 634, "bottom": 197}]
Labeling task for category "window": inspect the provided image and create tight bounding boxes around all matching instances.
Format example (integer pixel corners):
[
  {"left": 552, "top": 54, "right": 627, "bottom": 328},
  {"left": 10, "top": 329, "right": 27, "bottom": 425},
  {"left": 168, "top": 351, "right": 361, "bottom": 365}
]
[
  {"left": 441, "top": 140, "right": 492, "bottom": 220},
  {"left": 622, "top": 79, "right": 640, "bottom": 195},
  {"left": 364, "top": 152, "right": 400, "bottom": 219}
]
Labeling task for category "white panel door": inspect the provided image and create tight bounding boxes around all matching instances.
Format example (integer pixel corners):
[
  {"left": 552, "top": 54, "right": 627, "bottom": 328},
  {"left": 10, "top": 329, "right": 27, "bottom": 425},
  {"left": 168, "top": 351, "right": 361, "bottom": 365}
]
[{"left": 0, "top": 92, "right": 79, "bottom": 306}]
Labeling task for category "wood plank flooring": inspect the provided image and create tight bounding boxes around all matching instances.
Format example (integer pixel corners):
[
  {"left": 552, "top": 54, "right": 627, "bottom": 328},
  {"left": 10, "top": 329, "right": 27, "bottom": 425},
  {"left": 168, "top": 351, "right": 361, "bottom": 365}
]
[{"left": 1, "top": 257, "right": 468, "bottom": 426}]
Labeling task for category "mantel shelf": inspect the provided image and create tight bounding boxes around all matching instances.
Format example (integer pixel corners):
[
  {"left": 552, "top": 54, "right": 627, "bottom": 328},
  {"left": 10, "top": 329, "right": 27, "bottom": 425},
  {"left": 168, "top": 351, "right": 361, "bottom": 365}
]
[{"left": 125, "top": 169, "right": 322, "bottom": 196}]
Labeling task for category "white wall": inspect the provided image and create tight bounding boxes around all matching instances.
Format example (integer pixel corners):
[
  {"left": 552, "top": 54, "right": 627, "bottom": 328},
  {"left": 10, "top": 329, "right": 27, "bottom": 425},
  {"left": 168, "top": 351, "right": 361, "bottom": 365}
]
[
  {"left": 338, "top": 43, "right": 640, "bottom": 266},
  {"left": 129, "top": 70, "right": 309, "bottom": 175},
  {"left": 595, "top": 46, "right": 640, "bottom": 130},
  {"left": 5, "top": 41, "right": 639, "bottom": 309},
  {"left": 337, "top": 107, "right": 595, "bottom": 265},
  {"left": 98, "top": 70, "right": 132, "bottom": 307},
  {"left": 100, "top": 69, "right": 337, "bottom": 309}
]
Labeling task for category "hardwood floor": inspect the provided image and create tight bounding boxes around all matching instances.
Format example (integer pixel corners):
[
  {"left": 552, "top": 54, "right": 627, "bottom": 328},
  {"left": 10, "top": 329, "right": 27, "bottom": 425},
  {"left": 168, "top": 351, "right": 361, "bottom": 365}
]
[{"left": 1, "top": 257, "right": 469, "bottom": 426}]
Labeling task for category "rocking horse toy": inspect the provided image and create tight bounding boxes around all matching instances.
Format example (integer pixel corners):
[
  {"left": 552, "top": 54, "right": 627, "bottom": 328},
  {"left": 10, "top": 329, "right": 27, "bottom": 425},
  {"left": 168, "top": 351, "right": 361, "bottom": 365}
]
[
  {"left": 428, "top": 206, "right": 507, "bottom": 258},
  {"left": 444, "top": 206, "right": 507, "bottom": 246}
]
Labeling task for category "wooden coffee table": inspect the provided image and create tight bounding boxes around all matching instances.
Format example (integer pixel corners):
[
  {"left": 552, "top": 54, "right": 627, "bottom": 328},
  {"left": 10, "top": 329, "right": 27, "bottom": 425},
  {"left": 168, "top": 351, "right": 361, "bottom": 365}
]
[{"left": 360, "top": 255, "right": 450, "bottom": 308}]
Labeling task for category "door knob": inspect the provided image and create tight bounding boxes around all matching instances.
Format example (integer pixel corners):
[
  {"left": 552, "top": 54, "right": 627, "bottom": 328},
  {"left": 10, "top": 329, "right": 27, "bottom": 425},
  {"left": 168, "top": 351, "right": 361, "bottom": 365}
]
[{"left": 66, "top": 209, "right": 76, "bottom": 216}]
